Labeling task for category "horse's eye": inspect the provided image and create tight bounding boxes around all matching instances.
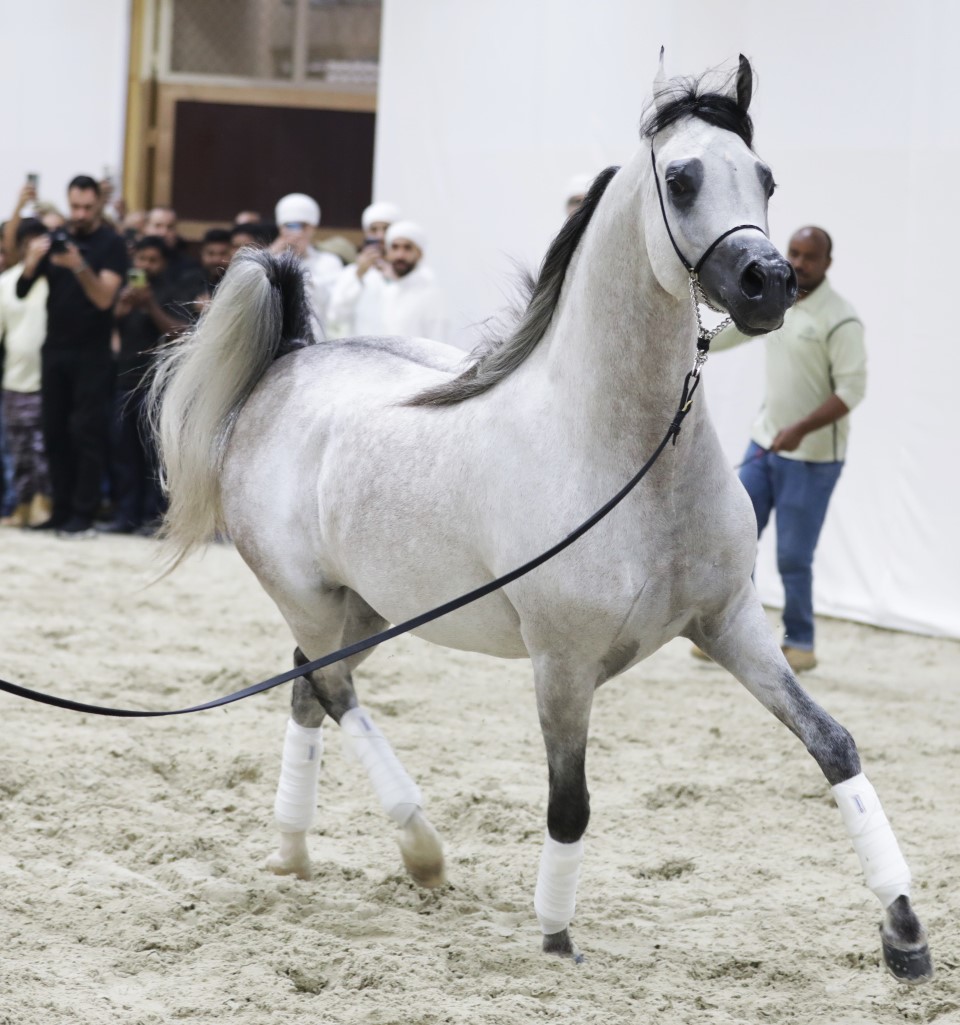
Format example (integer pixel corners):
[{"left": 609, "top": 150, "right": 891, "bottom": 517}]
[{"left": 664, "top": 159, "right": 702, "bottom": 206}]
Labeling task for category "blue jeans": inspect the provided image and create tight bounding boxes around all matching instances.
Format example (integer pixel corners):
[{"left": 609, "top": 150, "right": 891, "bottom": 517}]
[{"left": 738, "top": 441, "right": 843, "bottom": 651}]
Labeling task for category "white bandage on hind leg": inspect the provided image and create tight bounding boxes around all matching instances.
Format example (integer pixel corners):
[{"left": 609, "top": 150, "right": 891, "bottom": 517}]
[
  {"left": 832, "top": 772, "right": 911, "bottom": 908},
  {"left": 274, "top": 719, "right": 323, "bottom": 833},
  {"left": 340, "top": 707, "right": 422, "bottom": 827},
  {"left": 534, "top": 832, "right": 585, "bottom": 935}
]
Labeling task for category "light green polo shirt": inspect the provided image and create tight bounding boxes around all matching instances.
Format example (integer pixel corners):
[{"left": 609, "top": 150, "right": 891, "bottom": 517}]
[{"left": 712, "top": 278, "right": 866, "bottom": 462}]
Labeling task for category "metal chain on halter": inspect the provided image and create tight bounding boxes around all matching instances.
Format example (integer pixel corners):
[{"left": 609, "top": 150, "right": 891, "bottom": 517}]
[{"left": 688, "top": 272, "right": 733, "bottom": 378}]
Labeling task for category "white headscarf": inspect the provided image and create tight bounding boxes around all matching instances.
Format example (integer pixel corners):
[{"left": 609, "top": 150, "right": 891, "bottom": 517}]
[
  {"left": 362, "top": 201, "right": 401, "bottom": 231},
  {"left": 275, "top": 193, "right": 320, "bottom": 227},
  {"left": 385, "top": 220, "right": 427, "bottom": 252}
]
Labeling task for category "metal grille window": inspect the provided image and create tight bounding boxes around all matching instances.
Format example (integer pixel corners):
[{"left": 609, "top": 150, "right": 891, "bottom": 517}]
[{"left": 163, "top": 0, "right": 380, "bottom": 87}]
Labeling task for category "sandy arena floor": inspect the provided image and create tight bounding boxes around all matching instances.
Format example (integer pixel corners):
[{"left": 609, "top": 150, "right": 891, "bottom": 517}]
[{"left": 0, "top": 530, "right": 957, "bottom": 1024}]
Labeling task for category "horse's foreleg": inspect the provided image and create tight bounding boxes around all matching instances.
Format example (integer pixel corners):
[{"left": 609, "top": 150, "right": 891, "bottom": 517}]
[
  {"left": 695, "top": 594, "right": 933, "bottom": 983},
  {"left": 533, "top": 660, "right": 594, "bottom": 962}
]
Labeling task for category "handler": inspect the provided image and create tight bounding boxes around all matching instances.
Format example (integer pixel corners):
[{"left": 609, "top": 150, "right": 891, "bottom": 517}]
[{"left": 699, "top": 226, "right": 866, "bottom": 671}]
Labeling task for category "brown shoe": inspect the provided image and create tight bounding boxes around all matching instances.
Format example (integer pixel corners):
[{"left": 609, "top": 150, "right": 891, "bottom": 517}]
[
  {"left": 690, "top": 644, "right": 713, "bottom": 662},
  {"left": 782, "top": 645, "right": 817, "bottom": 672},
  {"left": 1, "top": 503, "right": 30, "bottom": 528},
  {"left": 28, "top": 493, "right": 53, "bottom": 528}
]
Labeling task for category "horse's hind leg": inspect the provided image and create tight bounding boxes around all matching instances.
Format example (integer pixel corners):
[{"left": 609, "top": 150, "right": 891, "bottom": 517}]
[
  {"left": 692, "top": 591, "right": 933, "bottom": 984},
  {"left": 268, "top": 587, "right": 444, "bottom": 887}
]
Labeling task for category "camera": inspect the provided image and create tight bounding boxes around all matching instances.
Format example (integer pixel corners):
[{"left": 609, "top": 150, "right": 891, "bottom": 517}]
[{"left": 48, "top": 228, "right": 72, "bottom": 254}]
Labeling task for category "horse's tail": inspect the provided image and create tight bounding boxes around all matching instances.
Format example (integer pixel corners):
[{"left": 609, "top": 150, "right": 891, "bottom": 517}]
[{"left": 147, "top": 249, "right": 315, "bottom": 570}]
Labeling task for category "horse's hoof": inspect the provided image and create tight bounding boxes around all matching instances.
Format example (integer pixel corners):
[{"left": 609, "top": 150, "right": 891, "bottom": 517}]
[
  {"left": 266, "top": 832, "right": 313, "bottom": 880},
  {"left": 881, "top": 931, "right": 934, "bottom": 984},
  {"left": 542, "top": 929, "right": 584, "bottom": 964},
  {"left": 398, "top": 809, "right": 446, "bottom": 888}
]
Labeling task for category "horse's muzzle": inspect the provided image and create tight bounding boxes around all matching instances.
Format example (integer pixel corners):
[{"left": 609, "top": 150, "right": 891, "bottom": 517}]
[{"left": 699, "top": 239, "right": 798, "bottom": 335}]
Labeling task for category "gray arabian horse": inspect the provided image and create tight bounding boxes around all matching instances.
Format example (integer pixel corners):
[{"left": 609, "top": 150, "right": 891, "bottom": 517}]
[{"left": 149, "top": 57, "right": 932, "bottom": 981}]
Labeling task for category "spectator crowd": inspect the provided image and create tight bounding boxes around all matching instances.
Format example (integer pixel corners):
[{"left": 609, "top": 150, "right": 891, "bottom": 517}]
[{"left": 0, "top": 172, "right": 448, "bottom": 538}]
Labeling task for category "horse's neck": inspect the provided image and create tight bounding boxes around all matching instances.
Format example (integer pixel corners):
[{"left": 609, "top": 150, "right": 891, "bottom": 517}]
[{"left": 538, "top": 158, "right": 697, "bottom": 449}]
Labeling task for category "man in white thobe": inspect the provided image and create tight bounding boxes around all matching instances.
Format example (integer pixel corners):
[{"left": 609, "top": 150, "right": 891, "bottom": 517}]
[
  {"left": 328, "top": 219, "right": 448, "bottom": 343},
  {"left": 326, "top": 201, "right": 401, "bottom": 339}
]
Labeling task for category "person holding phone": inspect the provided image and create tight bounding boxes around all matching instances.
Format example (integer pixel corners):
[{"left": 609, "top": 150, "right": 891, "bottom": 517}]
[
  {"left": 326, "top": 201, "right": 401, "bottom": 339},
  {"left": 101, "top": 235, "right": 190, "bottom": 535},
  {"left": 269, "top": 193, "right": 343, "bottom": 334},
  {"left": 15, "top": 174, "right": 128, "bottom": 536}
]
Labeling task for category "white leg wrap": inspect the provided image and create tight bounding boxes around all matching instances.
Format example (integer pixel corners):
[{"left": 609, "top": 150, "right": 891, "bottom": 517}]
[
  {"left": 534, "top": 832, "right": 585, "bottom": 935},
  {"left": 832, "top": 772, "right": 911, "bottom": 908},
  {"left": 340, "top": 707, "right": 422, "bottom": 827},
  {"left": 274, "top": 719, "right": 323, "bottom": 833}
]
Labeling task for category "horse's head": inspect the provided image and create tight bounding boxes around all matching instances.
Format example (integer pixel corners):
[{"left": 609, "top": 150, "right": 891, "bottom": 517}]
[{"left": 643, "top": 54, "right": 797, "bottom": 335}]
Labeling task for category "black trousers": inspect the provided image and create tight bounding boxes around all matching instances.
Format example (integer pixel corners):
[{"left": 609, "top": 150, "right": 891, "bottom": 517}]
[
  {"left": 41, "top": 347, "right": 114, "bottom": 523},
  {"left": 110, "top": 385, "right": 164, "bottom": 527}
]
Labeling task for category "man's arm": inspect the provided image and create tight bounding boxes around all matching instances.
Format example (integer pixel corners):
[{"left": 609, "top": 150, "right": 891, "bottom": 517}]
[
  {"left": 50, "top": 242, "right": 121, "bottom": 311},
  {"left": 770, "top": 394, "right": 850, "bottom": 452},
  {"left": 144, "top": 289, "right": 189, "bottom": 335},
  {"left": 15, "top": 234, "right": 51, "bottom": 298},
  {"left": 772, "top": 318, "right": 866, "bottom": 453},
  {"left": 3, "top": 183, "right": 36, "bottom": 266}
]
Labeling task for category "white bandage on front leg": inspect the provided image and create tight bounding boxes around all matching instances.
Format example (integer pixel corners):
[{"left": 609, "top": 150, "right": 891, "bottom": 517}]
[
  {"left": 340, "top": 707, "right": 422, "bottom": 827},
  {"left": 832, "top": 772, "right": 911, "bottom": 908},
  {"left": 534, "top": 832, "right": 585, "bottom": 935},
  {"left": 274, "top": 719, "right": 323, "bottom": 833}
]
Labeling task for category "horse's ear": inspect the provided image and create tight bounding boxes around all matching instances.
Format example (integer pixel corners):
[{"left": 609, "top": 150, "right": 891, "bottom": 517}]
[
  {"left": 653, "top": 46, "right": 669, "bottom": 112},
  {"left": 735, "top": 53, "right": 753, "bottom": 111}
]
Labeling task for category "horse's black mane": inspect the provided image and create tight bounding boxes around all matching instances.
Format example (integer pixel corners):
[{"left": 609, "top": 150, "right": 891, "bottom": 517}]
[
  {"left": 641, "top": 75, "right": 753, "bottom": 148},
  {"left": 406, "top": 166, "right": 619, "bottom": 408}
]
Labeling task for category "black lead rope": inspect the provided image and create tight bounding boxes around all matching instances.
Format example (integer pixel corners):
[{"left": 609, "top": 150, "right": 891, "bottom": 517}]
[
  {"left": 0, "top": 370, "right": 705, "bottom": 719},
  {"left": 5, "top": 146, "right": 759, "bottom": 720}
]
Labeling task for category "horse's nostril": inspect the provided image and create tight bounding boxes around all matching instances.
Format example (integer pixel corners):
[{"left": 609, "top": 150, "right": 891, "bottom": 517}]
[
  {"left": 786, "top": 265, "right": 798, "bottom": 300},
  {"left": 740, "top": 261, "right": 766, "bottom": 300}
]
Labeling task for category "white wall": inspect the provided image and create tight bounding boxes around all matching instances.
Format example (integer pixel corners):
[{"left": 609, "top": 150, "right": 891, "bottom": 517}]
[
  {"left": 376, "top": 0, "right": 960, "bottom": 638},
  {"left": 0, "top": 0, "right": 130, "bottom": 220}
]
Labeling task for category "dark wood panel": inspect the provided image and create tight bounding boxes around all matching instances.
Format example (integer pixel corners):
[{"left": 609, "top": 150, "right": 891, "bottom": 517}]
[{"left": 171, "top": 100, "right": 375, "bottom": 226}]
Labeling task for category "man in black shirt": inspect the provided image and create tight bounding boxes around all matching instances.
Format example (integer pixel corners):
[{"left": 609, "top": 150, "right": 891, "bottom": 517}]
[
  {"left": 16, "top": 175, "right": 127, "bottom": 535},
  {"left": 102, "top": 236, "right": 189, "bottom": 534}
]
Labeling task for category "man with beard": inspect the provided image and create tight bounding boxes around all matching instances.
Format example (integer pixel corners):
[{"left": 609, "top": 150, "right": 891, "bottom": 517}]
[
  {"left": 377, "top": 221, "right": 448, "bottom": 343},
  {"left": 16, "top": 175, "right": 128, "bottom": 535},
  {"left": 693, "top": 226, "right": 866, "bottom": 671}
]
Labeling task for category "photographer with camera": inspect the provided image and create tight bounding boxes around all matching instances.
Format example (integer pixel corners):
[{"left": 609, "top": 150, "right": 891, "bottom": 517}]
[{"left": 16, "top": 174, "right": 128, "bottom": 536}]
